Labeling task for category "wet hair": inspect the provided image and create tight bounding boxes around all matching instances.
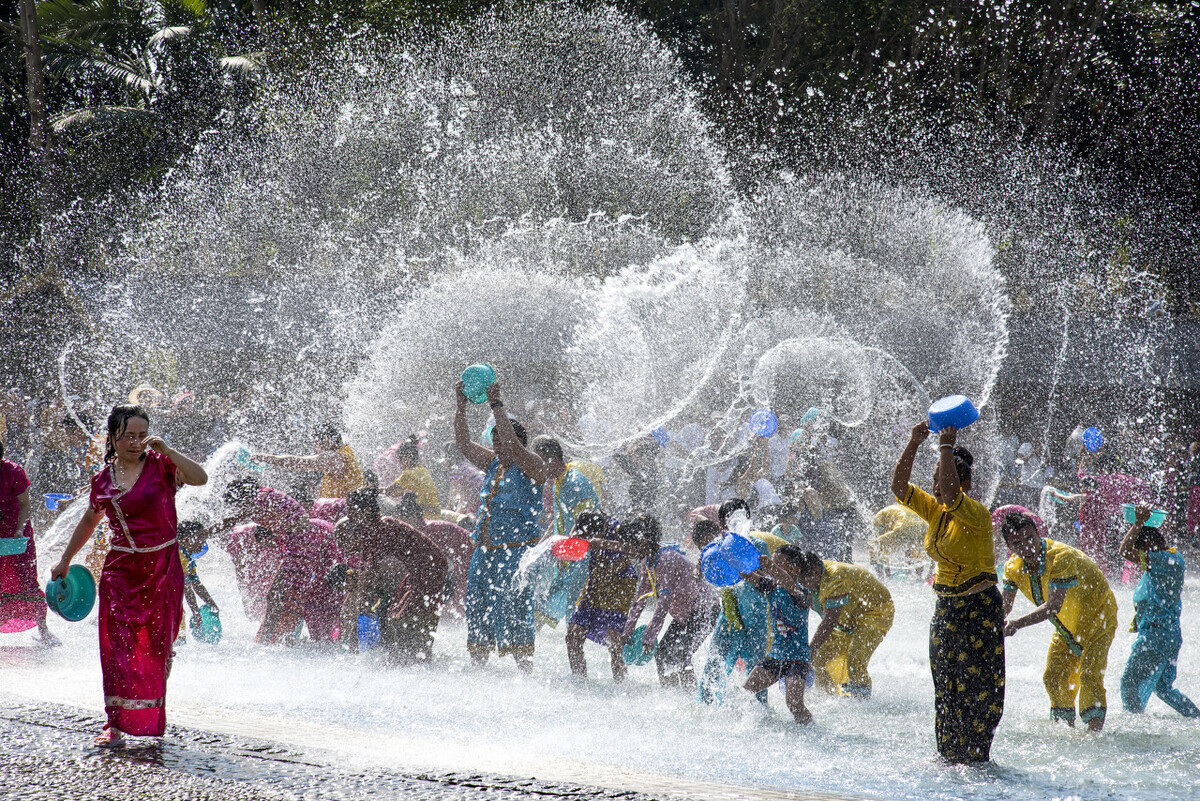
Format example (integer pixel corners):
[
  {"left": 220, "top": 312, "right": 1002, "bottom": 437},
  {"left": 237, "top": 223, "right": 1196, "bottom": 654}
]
[
  {"left": 952, "top": 446, "right": 974, "bottom": 485},
  {"left": 616, "top": 513, "right": 661, "bottom": 554},
  {"left": 289, "top": 482, "right": 315, "bottom": 508},
  {"left": 690, "top": 519, "right": 721, "bottom": 549},
  {"left": 572, "top": 508, "right": 609, "bottom": 538},
  {"left": 1135, "top": 525, "right": 1166, "bottom": 551},
  {"left": 362, "top": 469, "right": 381, "bottom": 491},
  {"left": 394, "top": 491, "right": 424, "bottom": 521},
  {"left": 224, "top": 476, "right": 262, "bottom": 508},
  {"left": 776, "top": 545, "right": 822, "bottom": 575},
  {"left": 0, "top": 440, "right": 4, "bottom": 460},
  {"left": 104, "top": 404, "right": 150, "bottom": 463},
  {"left": 314, "top": 422, "right": 342, "bottom": 445},
  {"left": 396, "top": 435, "right": 419, "bottom": 462},
  {"left": 717, "top": 498, "right": 750, "bottom": 528},
  {"left": 346, "top": 486, "right": 380, "bottom": 518},
  {"left": 1000, "top": 511, "right": 1035, "bottom": 540},
  {"left": 531, "top": 435, "right": 564, "bottom": 463}
]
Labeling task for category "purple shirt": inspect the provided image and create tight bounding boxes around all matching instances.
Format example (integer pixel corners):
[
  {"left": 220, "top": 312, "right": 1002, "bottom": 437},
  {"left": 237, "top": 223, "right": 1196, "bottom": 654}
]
[{"left": 623, "top": 545, "right": 716, "bottom": 641}]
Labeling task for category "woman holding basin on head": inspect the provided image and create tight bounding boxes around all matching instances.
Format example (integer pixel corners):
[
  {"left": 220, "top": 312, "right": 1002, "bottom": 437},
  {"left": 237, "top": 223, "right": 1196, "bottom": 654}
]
[
  {"left": 51, "top": 403, "right": 208, "bottom": 747},
  {"left": 453, "top": 373, "right": 547, "bottom": 673},
  {"left": 891, "top": 410, "right": 1004, "bottom": 764}
]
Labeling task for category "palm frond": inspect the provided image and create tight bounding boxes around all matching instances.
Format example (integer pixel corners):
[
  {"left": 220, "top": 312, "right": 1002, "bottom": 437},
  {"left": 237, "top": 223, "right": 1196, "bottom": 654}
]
[
  {"left": 147, "top": 25, "right": 194, "bottom": 49},
  {"left": 218, "top": 52, "right": 265, "bottom": 75},
  {"left": 51, "top": 104, "right": 157, "bottom": 134}
]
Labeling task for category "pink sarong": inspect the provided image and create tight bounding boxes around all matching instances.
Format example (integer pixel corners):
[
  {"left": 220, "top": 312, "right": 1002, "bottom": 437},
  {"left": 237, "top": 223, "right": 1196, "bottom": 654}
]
[
  {"left": 0, "top": 458, "right": 46, "bottom": 632},
  {"left": 90, "top": 451, "right": 184, "bottom": 736},
  {"left": 223, "top": 522, "right": 282, "bottom": 619}
]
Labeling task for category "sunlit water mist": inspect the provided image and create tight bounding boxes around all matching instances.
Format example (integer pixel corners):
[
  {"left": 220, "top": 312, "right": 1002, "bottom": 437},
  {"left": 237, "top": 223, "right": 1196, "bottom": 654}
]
[{"left": 18, "top": 6, "right": 1192, "bottom": 798}]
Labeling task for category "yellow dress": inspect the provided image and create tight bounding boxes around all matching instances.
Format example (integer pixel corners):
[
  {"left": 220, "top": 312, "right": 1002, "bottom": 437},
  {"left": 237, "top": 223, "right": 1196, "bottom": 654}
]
[
  {"left": 391, "top": 465, "right": 441, "bottom": 516},
  {"left": 1002, "top": 538, "right": 1118, "bottom": 723},
  {"left": 318, "top": 444, "right": 366, "bottom": 499}
]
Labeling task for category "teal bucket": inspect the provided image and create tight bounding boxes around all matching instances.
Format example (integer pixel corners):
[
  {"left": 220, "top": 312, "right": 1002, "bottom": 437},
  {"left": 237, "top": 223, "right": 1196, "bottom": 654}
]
[
  {"left": 192, "top": 604, "right": 222, "bottom": 644},
  {"left": 0, "top": 537, "right": 30, "bottom": 556},
  {"left": 623, "top": 624, "right": 657, "bottom": 666},
  {"left": 461, "top": 363, "right": 497, "bottom": 404},
  {"left": 45, "top": 564, "right": 96, "bottom": 622}
]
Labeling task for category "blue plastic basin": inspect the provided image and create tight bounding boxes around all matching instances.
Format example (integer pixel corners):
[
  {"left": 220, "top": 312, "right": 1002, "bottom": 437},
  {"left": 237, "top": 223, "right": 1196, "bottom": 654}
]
[{"left": 928, "top": 395, "right": 980, "bottom": 432}]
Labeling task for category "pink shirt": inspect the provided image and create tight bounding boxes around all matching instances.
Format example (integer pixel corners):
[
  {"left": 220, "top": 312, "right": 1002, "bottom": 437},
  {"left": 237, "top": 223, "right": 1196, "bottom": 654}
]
[{"left": 89, "top": 451, "right": 180, "bottom": 552}]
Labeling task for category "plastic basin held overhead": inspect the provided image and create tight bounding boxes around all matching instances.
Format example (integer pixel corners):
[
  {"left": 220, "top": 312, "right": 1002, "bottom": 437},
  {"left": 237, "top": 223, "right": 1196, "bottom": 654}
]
[
  {"left": 1081, "top": 427, "right": 1104, "bottom": 453},
  {"left": 700, "top": 542, "right": 741, "bottom": 587},
  {"left": 461, "top": 363, "right": 497, "bottom": 404},
  {"left": 1122, "top": 504, "right": 1168, "bottom": 528},
  {"left": 749, "top": 409, "right": 778, "bottom": 438},
  {"left": 928, "top": 395, "right": 980, "bottom": 432},
  {"left": 45, "top": 564, "right": 96, "bottom": 622},
  {"left": 551, "top": 537, "right": 590, "bottom": 562}
]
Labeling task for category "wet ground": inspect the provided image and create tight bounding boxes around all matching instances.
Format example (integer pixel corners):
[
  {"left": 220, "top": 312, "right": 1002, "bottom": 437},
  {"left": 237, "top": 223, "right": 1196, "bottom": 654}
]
[{"left": 0, "top": 697, "right": 678, "bottom": 801}]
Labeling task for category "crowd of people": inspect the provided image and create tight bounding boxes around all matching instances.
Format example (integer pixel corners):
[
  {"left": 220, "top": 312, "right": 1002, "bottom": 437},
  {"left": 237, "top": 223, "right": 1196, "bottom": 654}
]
[{"left": 1, "top": 375, "right": 1199, "bottom": 763}]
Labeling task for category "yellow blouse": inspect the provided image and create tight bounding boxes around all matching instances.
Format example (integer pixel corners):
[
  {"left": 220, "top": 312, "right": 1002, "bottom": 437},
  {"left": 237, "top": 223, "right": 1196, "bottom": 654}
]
[
  {"left": 319, "top": 444, "right": 366, "bottom": 499},
  {"left": 899, "top": 484, "right": 996, "bottom": 596}
]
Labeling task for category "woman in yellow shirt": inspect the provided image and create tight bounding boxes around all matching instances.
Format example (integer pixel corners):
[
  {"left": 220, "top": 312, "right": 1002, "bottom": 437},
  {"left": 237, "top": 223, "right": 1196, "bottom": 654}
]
[
  {"left": 892, "top": 421, "right": 1004, "bottom": 764},
  {"left": 253, "top": 424, "right": 366, "bottom": 499},
  {"left": 384, "top": 436, "right": 441, "bottom": 517}
]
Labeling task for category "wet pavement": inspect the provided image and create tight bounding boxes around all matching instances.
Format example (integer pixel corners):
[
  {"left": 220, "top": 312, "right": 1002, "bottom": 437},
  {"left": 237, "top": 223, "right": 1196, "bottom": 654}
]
[{"left": 0, "top": 698, "right": 665, "bottom": 801}]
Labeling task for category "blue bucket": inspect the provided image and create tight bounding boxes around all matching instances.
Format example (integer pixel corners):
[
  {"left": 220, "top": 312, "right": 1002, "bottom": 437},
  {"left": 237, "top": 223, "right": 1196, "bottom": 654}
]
[
  {"left": 43, "top": 493, "right": 73, "bottom": 511},
  {"left": 357, "top": 613, "right": 381, "bottom": 650},
  {"left": 461, "top": 363, "right": 497, "bottom": 404},
  {"left": 1122, "top": 504, "right": 1167, "bottom": 528},
  {"left": 700, "top": 542, "right": 741, "bottom": 587},
  {"left": 1081, "top": 427, "right": 1103, "bottom": 453},
  {"left": 723, "top": 533, "right": 763, "bottom": 573},
  {"left": 749, "top": 409, "right": 778, "bottom": 438},
  {"left": 192, "top": 604, "right": 222, "bottom": 644},
  {"left": 45, "top": 564, "right": 96, "bottom": 622},
  {"left": 622, "top": 624, "right": 657, "bottom": 666},
  {"left": 928, "top": 395, "right": 980, "bottom": 432}
]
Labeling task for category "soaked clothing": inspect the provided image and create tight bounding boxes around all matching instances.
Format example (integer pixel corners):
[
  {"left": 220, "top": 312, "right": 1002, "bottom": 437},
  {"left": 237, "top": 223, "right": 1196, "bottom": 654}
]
[
  {"left": 390, "top": 466, "right": 440, "bottom": 517},
  {"left": 765, "top": 584, "right": 810, "bottom": 663},
  {"left": 549, "top": 467, "right": 599, "bottom": 539},
  {"left": 810, "top": 560, "right": 894, "bottom": 697},
  {"left": 466, "top": 460, "right": 543, "bottom": 655},
  {"left": 1121, "top": 547, "right": 1200, "bottom": 717},
  {"left": 1003, "top": 538, "right": 1118, "bottom": 724},
  {"left": 224, "top": 522, "right": 282, "bottom": 620},
  {"left": 869, "top": 503, "right": 927, "bottom": 570},
  {"left": 571, "top": 543, "right": 639, "bottom": 645},
  {"left": 0, "top": 458, "right": 46, "bottom": 633},
  {"left": 318, "top": 445, "right": 366, "bottom": 499},
  {"left": 899, "top": 485, "right": 996, "bottom": 596},
  {"left": 930, "top": 587, "right": 1005, "bottom": 762},
  {"left": 90, "top": 451, "right": 185, "bottom": 736}
]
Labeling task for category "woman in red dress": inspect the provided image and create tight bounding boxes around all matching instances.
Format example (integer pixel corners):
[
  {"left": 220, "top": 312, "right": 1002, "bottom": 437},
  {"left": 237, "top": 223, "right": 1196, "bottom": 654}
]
[
  {"left": 52, "top": 404, "right": 207, "bottom": 747},
  {"left": 0, "top": 440, "right": 58, "bottom": 644}
]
